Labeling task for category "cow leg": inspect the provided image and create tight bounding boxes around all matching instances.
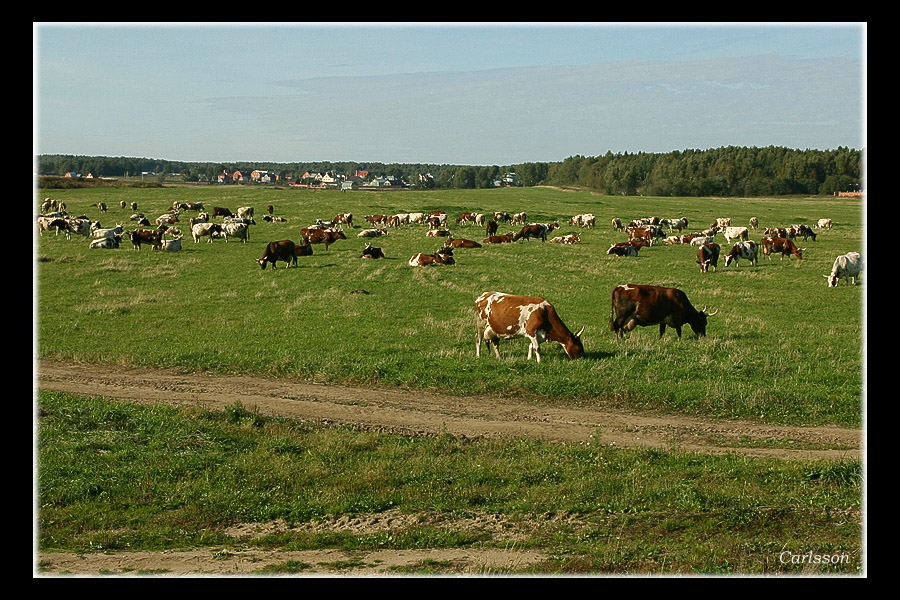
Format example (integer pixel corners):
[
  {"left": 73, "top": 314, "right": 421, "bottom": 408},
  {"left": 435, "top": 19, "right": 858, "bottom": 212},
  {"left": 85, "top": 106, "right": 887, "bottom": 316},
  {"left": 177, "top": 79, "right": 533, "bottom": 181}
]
[
  {"left": 674, "top": 325, "right": 683, "bottom": 338},
  {"left": 659, "top": 324, "right": 666, "bottom": 338},
  {"left": 490, "top": 339, "right": 501, "bottom": 359}
]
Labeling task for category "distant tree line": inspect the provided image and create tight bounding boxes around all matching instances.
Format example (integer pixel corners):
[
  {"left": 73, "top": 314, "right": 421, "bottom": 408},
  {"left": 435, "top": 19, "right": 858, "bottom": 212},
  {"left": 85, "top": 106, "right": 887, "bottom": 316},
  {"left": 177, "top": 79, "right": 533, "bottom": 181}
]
[{"left": 36, "top": 145, "right": 863, "bottom": 196}]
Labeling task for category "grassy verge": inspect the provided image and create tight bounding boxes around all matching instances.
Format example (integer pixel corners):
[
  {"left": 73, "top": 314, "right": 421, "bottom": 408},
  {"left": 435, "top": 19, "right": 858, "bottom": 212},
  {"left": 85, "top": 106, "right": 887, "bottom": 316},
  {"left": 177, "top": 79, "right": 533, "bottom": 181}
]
[{"left": 36, "top": 391, "right": 863, "bottom": 574}]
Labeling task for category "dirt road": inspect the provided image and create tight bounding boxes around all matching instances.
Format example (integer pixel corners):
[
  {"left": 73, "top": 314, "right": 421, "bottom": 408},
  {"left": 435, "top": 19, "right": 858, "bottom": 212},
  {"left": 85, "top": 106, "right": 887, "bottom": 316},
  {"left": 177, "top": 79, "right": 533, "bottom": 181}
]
[{"left": 36, "top": 359, "right": 861, "bottom": 461}]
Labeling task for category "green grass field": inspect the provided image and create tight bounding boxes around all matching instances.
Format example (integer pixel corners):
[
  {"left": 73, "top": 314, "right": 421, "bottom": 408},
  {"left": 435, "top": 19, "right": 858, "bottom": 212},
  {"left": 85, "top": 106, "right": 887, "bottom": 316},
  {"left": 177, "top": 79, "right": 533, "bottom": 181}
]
[
  {"left": 34, "top": 184, "right": 865, "bottom": 575},
  {"left": 35, "top": 185, "right": 864, "bottom": 427}
]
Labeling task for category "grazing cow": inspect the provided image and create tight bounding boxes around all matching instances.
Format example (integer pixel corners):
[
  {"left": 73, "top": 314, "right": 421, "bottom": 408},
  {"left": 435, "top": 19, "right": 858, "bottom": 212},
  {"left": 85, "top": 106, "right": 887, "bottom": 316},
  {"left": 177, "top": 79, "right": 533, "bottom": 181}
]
[
  {"left": 611, "top": 217, "right": 624, "bottom": 231},
  {"left": 696, "top": 243, "right": 721, "bottom": 273},
  {"left": 493, "top": 212, "right": 510, "bottom": 223},
  {"left": 360, "top": 243, "right": 385, "bottom": 259},
  {"left": 761, "top": 237, "right": 803, "bottom": 261},
  {"left": 236, "top": 206, "right": 254, "bottom": 220},
  {"left": 365, "top": 214, "right": 387, "bottom": 226},
  {"left": 627, "top": 227, "right": 652, "bottom": 243},
  {"left": 610, "top": 284, "right": 717, "bottom": 339},
  {"left": 257, "top": 240, "right": 297, "bottom": 269},
  {"left": 483, "top": 233, "right": 515, "bottom": 244},
  {"left": 191, "top": 222, "right": 222, "bottom": 243},
  {"left": 764, "top": 227, "right": 791, "bottom": 239},
  {"left": 749, "top": 217, "right": 759, "bottom": 229},
  {"left": 510, "top": 212, "right": 527, "bottom": 225},
  {"left": 428, "top": 214, "right": 449, "bottom": 229},
  {"left": 130, "top": 202, "right": 138, "bottom": 211},
  {"left": 722, "top": 226, "right": 749, "bottom": 243},
  {"left": 266, "top": 205, "right": 274, "bottom": 215},
  {"left": 723, "top": 240, "right": 759, "bottom": 268},
  {"left": 456, "top": 212, "right": 476, "bottom": 225},
  {"left": 475, "top": 291, "right": 584, "bottom": 363},
  {"left": 712, "top": 217, "right": 731, "bottom": 228},
  {"left": 408, "top": 247, "right": 455, "bottom": 266},
  {"left": 127, "top": 229, "right": 163, "bottom": 250},
  {"left": 40, "top": 198, "right": 56, "bottom": 213},
  {"left": 607, "top": 243, "right": 638, "bottom": 257},
  {"left": 795, "top": 224, "right": 817, "bottom": 241},
  {"left": 119, "top": 200, "right": 126, "bottom": 210},
  {"left": 817, "top": 218, "right": 833, "bottom": 230},
  {"left": 825, "top": 252, "right": 863, "bottom": 287},
  {"left": 333, "top": 213, "right": 354, "bottom": 229},
  {"left": 97, "top": 202, "right": 108, "bottom": 213},
  {"left": 37, "top": 217, "right": 73, "bottom": 238},
  {"left": 89, "top": 234, "right": 122, "bottom": 249},
  {"left": 221, "top": 222, "right": 250, "bottom": 243},
  {"left": 445, "top": 237, "right": 482, "bottom": 249},
  {"left": 485, "top": 219, "right": 498, "bottom": 236},
  {"left": 550, "top": 234, "right": 580, "bottom": 244},
  {"left": 212, "top": 207, "right": 233, "bottom": 218},
  {"left": 569, "top": 214, "right": 594, "bottom": 228},
  {"left": 304, "top": 228, "right": 346, "bottom": 249}
]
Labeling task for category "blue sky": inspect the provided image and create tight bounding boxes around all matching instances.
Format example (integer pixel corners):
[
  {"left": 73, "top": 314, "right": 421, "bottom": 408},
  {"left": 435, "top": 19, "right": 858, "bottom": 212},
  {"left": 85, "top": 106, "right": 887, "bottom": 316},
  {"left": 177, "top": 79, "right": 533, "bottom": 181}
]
[{"left": 34, "top": 23, "right": 865, "bottom": 166}]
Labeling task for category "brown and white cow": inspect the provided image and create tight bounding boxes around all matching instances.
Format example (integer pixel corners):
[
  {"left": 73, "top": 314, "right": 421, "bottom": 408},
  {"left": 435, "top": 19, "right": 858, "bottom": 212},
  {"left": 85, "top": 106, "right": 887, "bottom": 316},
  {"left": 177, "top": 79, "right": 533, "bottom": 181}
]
[
  {"left": 445, "top": 237, "right": 482, "bottom": 249},
  {"left": 696, "top": 243, "right": 721, "bottom": 273},
  {"left": 610, "top": 284, "right": 717, "bottom": 339},
  {"left": 483, "top": 233, "right": 515, "bottom": 244},
  {"left": 333, "top": 213, "right": 353, "bottom": 229},
  {"left": 191, "top": 222, "right": 222, "bottom": 243},
  {"left": 550, "top": 234, "right": 580, "bottom": 244},
  {"left": 257, "top": 240, "right": 297, "bottom": 269},
  {"left": 723, "top": 240, "right": 759, "bottom": 267},
  {"left": 303, "top": 228, "right": 347, "bottom": 249},
  {"left": 456, "top": 212, "right": 476, "bottom": 225},
  {"left": 513, "top": 223, "right": 557, "bottom": 242},
  {"left": 408, "top": 247, "right": 455, "bottom": 266},
  {"left": 127, "top": 229, "right": 163, "bottom": 250},
  {"left": 475, "top": 291, "right": 584, "bottom": 363},
  {"left": 761, "top": 237, "right": 803, "bottom": 261},
  {"left": 365, "top": 214, "right": 387, "bottom": 226}
]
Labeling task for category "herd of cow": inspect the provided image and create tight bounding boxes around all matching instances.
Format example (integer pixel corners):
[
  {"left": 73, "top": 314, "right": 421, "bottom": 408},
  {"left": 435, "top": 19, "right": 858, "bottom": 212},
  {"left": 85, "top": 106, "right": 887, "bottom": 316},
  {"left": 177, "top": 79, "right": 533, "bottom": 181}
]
[{"left": 37, "top": 198, "right": 863, "bottom": 363}]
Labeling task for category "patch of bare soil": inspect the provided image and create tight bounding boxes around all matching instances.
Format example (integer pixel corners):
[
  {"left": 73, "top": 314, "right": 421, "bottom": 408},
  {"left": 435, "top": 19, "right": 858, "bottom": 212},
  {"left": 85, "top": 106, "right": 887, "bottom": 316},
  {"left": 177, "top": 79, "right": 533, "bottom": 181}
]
[{"left": 34, "top": 359, "right": 862, "bottom": 576}]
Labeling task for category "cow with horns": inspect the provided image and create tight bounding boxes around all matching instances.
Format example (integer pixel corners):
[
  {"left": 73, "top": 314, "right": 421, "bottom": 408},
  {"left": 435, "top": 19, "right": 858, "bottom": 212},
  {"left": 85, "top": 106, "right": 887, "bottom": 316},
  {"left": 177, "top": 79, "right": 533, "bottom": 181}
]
[{"left": 610, "top": 284, "right": 717, "bottom": 339}]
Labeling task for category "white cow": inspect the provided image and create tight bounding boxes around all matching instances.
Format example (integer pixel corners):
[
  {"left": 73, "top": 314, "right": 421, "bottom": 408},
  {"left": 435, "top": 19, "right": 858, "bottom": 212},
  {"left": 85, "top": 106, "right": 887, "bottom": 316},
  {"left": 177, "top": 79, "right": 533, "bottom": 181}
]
[
  {"left": 222, "top": 222, "right": 250, "bottom": 243},
  {"left": 91, "top": 224, "right": 124, "bottom": 239},
  {"left": 722, "top": 226, "right": 750, "bottom": 243},
  {"left": 89, "top": 235, "right": 122, "bottom": 249},
  {"left": 155, "top": 237, "right": 183, "bottom": 252},
  {"left": 191, "top": 222, "right": 220, "bottom": 243},
  {"left": 825, "top": 252, "right": 863, "bottom": 287},
  {"left": 817, "top": 218, "right": 833, "bottom": 230}
]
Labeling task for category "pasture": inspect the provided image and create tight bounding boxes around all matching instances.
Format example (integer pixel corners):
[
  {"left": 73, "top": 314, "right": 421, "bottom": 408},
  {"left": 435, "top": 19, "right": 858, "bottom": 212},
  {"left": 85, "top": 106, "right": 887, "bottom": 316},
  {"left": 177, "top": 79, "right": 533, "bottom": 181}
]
[{"left": 35, "top": 185, "right": 865, "bottom": 427}]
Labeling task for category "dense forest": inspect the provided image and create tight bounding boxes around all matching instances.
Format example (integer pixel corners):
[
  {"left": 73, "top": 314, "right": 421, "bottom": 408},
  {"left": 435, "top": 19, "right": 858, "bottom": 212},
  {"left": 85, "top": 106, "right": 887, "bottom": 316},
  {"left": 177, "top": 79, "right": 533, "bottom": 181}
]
[{"left": 36, "top": 145, "right": 863, "bottom": 196}]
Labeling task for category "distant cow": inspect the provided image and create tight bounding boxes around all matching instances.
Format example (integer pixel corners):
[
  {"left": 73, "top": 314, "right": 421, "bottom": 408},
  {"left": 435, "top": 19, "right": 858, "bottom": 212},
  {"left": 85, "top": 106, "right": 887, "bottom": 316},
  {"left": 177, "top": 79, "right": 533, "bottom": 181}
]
[
  {"left": 761, "top": 237, "right": 803, "bottom": 261},
  {"left": 127, "top": 229, "right": 163, "bottom": 250},
  {"left": 303, "top": 228, "right": 346, "bottom": 249},
  {"left": 514, "top": 223, "right": 557, "bottom": 242},
  {"left": 426, "top": 229, "right": 452, "bottom": 237},
  {"left": 155, "top": 236, "right": 183, "bottom": 252},
  {"left": 749, "top": 217, "right": 759, "bottom": 229},
  {"left": 485, "top": 219, "right": 499, "bottom": 236},
  {"left": 722, "top": 226, "right": 749, "bottom": 243},
  {"left": 333, "top": 213, "right": 354, "bottom": 229},
  {"left": 510, "top": 212, "right": 527, "bottom": 225},
  {"left": 611, "top": 217, "right": 624, "bottom": 231},
  {"left": 817, "top": 218, "right": 833, "bottom": 230},
  {"left": 257, "top": 240, "right": 297, "bottom": 269},
  {"left": 360, "top": 243, "right": 385, "bottom": 259},
  {"left": 607, "top": 243, "right": 638, "bottom": 257},
  {"left": 475, "top": 291, "right": 584, "bottom": 363},
  {"left": 795, "top": 224, "right": 817, "bottom": 241},
  {"left": 236, "top": 206, "right": 254, "bottom": 220},
  {"left": 445, "top": 237, "right": 482, "bottom": 249},
  {"left": 292, "top": 242, "right": 314, "bottom": 265},
  {"left": 696, "top": 243, "right": 721, "bottom": 273},
  {"left": 483, "top": 233, "right": 515, "bottom": 244},
  {"left": 357, "top": 228, "right": 388, "bottom": 238},
  {"left": 550, "top": 234, "right": 580, "bottom": 244},
  {"left": 89, "top": 234, "right": 121, "bottom": 249},
  {"left": 191, "top": 222, "right": 222, "bottom": 243},
  {"left": 365, "top": 215, "right": 387, "bottom": 226},
  {"left": 825, "top": 252, "right": 863, "bottom": 287},
  {"left": 408, "top": 247, "right": 455, "bottom": 266},
  {"left": 212, "top": 207, "right": 233, "bottom": 218},
  {"left": 610, "top": 284, "right": 717, "bottom": 339},
  {"left": 723, "top": 240, "right": 759, "bottom": 268}
]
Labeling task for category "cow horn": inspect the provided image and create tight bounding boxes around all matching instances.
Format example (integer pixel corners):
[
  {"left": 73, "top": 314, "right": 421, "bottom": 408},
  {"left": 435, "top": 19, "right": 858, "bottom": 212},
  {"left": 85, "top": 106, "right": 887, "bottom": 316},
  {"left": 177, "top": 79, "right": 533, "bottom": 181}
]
[
  {"left": 575, "top": 326, "right": 585, "bottom": 338},
  {"left": 707, "top": 308, "right": 719, "bottom": 317}
]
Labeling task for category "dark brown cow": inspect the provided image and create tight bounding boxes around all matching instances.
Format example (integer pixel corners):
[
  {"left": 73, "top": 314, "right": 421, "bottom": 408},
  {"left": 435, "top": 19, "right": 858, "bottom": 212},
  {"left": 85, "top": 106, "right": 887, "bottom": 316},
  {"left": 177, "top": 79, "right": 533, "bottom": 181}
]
[
  {"left": 303, "top": 229, "right": 347, "bottom": 249},
  {"left": 475, "top": 291, "right": 584, "bottom": 362},
  {"left": 212, "top": 207, "right": 233, "bottom": 218},
  {"left": 483, "top": 233, "right": 515, "bottom": 244},
  {"left": 696, "top": 243, "right": 721, "bottom": 273},
  {"left": 360, "top": 243, "right": 385, "bottom": 259},
  {"left": 292, "top": 242, "right": 314, "bottom": 265},
  {"left": 513, "top": 223, "right": 555, "bottom": 242},
  {"left": 127, "top": 229, "right": 163, "bottom": 250},
  {"left": 267, "top": 205, "right": 274, "bottom": 215},
  {"left": 445, "top": 237, "right": 482, "bottom": 249},
  {"left": 485, "top": 219, "right": 498, "bottom": 236},
  {"left": 408, "top": 247, "right": 454, "bottom": 266},
  {"left": 257, "top": 240, "right": 297, "bottom": 269},
  {"left": 610, "top": 284, "right": 717, "bottom": 339},
  {"left": 761, "top": 237, "right": 803, "bottom": 261}
]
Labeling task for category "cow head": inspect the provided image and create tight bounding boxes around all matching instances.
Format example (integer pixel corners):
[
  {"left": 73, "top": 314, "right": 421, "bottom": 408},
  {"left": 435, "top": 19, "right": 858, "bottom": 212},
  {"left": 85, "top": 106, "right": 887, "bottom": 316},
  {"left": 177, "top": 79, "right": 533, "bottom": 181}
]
[
  {"left": 564, "top": 326, "right": 586, "bottom": 359},
  {"left": 690, "top": 306, "right": 719, "bottom": 337},
  {"left": 824, "top": 274, "right": 840, "bottom": 287}
]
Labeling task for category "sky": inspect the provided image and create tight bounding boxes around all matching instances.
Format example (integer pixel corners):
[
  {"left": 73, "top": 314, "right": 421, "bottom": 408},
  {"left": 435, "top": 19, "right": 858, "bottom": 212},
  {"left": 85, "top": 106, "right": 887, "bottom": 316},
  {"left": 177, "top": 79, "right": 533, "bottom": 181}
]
[{"left": 34, "top": 22, "right": 866, "bottom": 166}]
